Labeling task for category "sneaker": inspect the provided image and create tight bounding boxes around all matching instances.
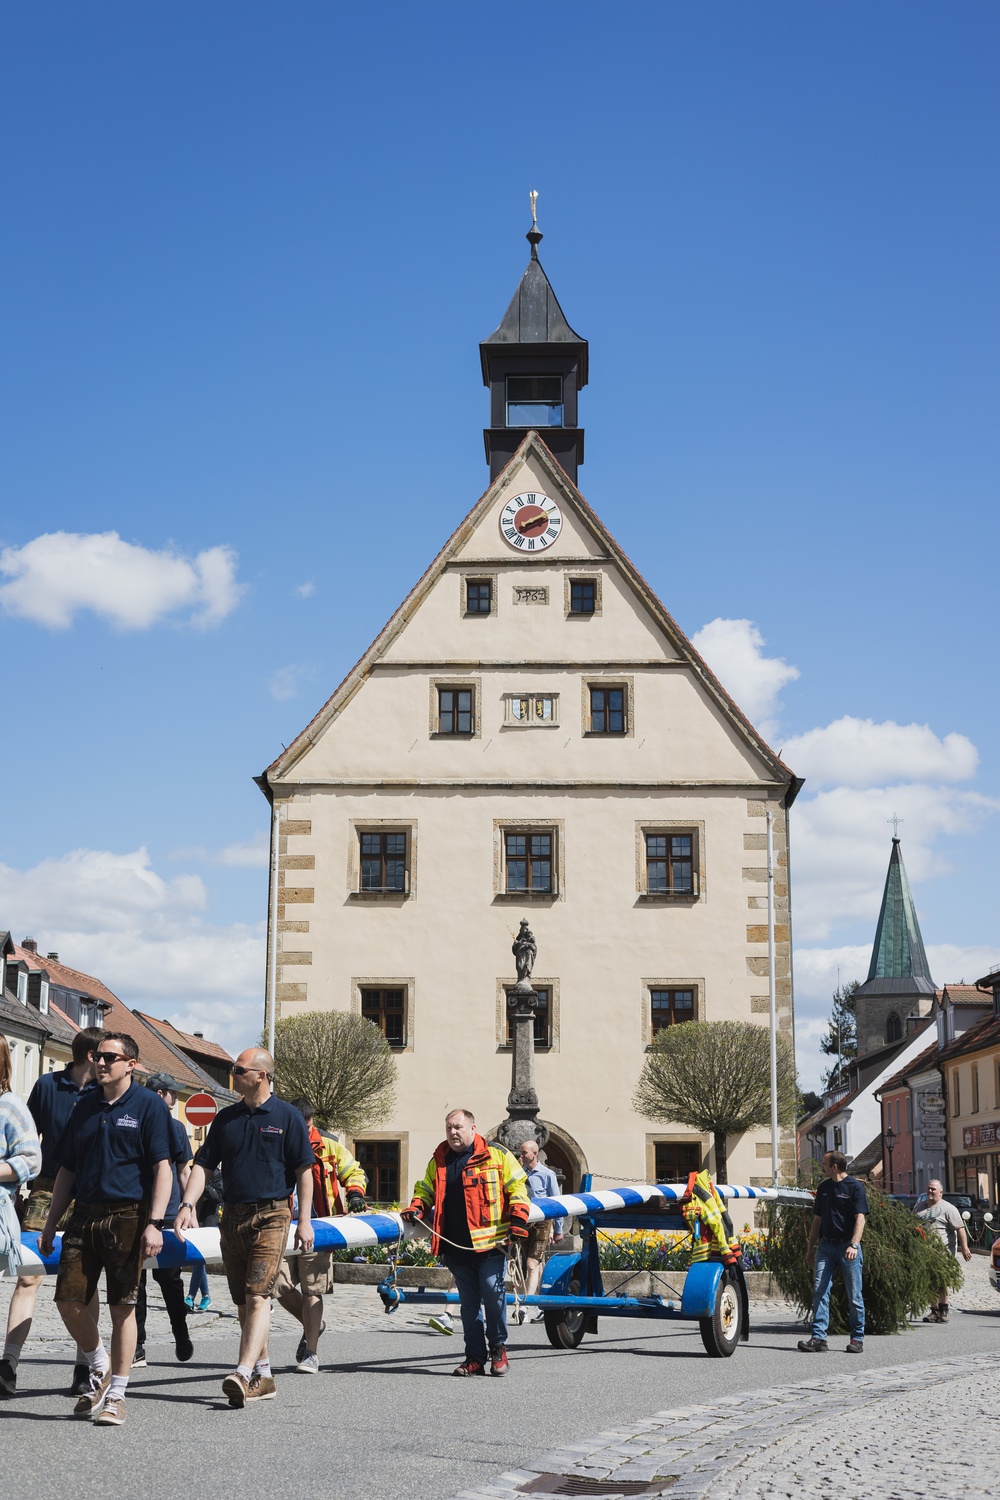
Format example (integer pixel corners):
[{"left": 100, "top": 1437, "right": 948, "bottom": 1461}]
[
  {"left": 197, "top": 1296, "right": 213, "bottom": 1312},
  {"left": 428, "top": 1315, "right": 454, "bottom": 1335},
  {"left": 174, "top": 1330, "right": 194, "bottom": 1362},
  {"left": 529, "top": 1308, "right": 546, "bottom": 1323},
  {"left": 846, "top": 1339, "right": 864, "bottom": 1353},
  {"left": 74, "top": 1369, "right": 111, "bottom": 1415},
  {"left": 0, "top": 1358, "right": 16, "bottom": 1396},
  {"left": 295, "top": 1352, "right": 320, "bottom": 1375},
  {"left": 294, "top": 1333, "right": 308, "bottom": 1364},
  {"left": 489, "top": 1344, "right": 509, "bottom": 1377},
  {"left": 92, "top": 1394, "right": 126, "bottom": 1426},
  {"left": 184, "top": 1295, "right": 195, "bottom": 1310},
  {"left": 131, "top": 1346, "right": 147, "bottom": 1369},
  {"left": 796, "top": 1337, "right": 829, "bottom": 1353},
  {"left": 247, "top": 1371, "right": 277, "bottom": 1400},
  {"left": 452, "top": 1359, "right": 486, "bottom": 1376},
  {"left": 222, "top": 1372, "right": 249, "bottom": 1408},
  {"left": 69, "top": 1364, "right": 91, "bottom": 1397}
]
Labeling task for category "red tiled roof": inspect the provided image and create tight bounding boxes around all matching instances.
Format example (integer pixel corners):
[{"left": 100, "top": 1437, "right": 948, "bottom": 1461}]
[
  {"left": 14, "top": 946, "right": 229, "bottom": 1096},
  {"left": 878, "top": 1040, "right": 942, "bottom": 1094},
  {"left": 936, "top": 1014, "right": 1000, "bottom": 1066},
  {"left": 940, "top": 984, "right": 992, "bottom": 1007},
  {"left": 134, "top": 1013, "right": 233, "bottom": 1066}
]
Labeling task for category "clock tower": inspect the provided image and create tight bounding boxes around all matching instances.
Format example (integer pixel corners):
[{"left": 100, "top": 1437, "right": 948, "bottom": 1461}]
[{"left": 480, "top": 206, "right": 588, "bottom": 484}]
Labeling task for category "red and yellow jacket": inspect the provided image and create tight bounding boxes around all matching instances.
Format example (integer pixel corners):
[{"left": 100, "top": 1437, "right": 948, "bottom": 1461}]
[
  {"left": 309, "top": 1126, "right": 367, "bottom": 1216},
  {"left": 408, "top": 1134, "right": 530, "bottom": 1254}
]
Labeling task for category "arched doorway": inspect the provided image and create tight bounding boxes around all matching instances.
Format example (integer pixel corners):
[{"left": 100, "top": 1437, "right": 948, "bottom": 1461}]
[{"left": 537, "top": 1120, "right": 588, "bottom": 1195}]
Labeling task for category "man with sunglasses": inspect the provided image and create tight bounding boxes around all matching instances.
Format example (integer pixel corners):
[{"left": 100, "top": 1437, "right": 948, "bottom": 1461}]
[
  {"left": 39, "top": 1032, "right": 172, "bottom": 1427},
  {"left": 175, "top": 1048, "right": 314, "bottom": 1408}
]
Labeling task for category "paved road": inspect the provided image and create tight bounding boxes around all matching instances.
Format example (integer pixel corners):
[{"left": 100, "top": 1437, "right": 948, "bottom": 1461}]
[{"left": 2, "top": 1271, "right": 998, "bottom": 1500}]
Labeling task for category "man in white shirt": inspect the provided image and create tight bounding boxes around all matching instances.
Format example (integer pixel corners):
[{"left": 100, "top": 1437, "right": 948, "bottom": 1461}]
[{"left": 917, "top": 1180, "right": 972, "bottom": 1323}]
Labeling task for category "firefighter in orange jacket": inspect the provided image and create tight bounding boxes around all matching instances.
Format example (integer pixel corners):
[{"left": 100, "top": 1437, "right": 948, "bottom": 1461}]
[{"left": 403, "top": 1108, "right": 530, "bottom": 1377}]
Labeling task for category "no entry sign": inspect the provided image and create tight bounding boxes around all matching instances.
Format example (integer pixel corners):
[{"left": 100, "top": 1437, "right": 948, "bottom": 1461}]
[{"left": 185, "top": 1092, "right": 218, "bottom": 1128}]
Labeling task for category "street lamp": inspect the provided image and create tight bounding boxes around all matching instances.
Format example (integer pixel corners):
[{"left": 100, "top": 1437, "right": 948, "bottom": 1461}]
[{"left": 884, "top": 1125, "right": 897, "bottom": 1195}]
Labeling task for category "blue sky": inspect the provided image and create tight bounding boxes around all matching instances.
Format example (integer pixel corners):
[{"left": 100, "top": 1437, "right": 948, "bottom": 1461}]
[{"left": 1, "top": 3, "right": 997, "bottom": 1091}]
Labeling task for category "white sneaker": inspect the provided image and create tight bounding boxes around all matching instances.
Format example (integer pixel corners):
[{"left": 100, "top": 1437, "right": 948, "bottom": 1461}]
[
  {"left": 428, "top": 1314, "right": 453, "bottom": 1335},
  {"left": 295, "top": 1352, "right": 320, "bottom": 1374}
]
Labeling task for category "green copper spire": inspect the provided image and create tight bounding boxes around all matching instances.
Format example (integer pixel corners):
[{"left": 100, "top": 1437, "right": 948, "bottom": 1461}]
[{"left": 867, "top": 838, "right": 934, "bottom": 984}]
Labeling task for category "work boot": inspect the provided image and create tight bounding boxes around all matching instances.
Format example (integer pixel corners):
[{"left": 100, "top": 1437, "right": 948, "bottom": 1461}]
[
  {"left": 452, "top": 1359, "right": 486, "bottom": 1376},
  {"left": 489, "top": 1344, "right": 510, "bottom": 1376},
  {"left": 73, "top": 1369, "right": 111, "bottom": 1416},
  {"left": 92, "top": 1394, "right": 126, "bottom": 1426},
  {"left": 0, "top": 1358, "right": 16, "bottom": 1396},
  {"left": 922, "top": 1309, "right": 942, "bottom": 1323},
  {"left": 796, "top": 1337, "right": 829, "bottom": 1352},
  {"left": 937, "top": 1305, "right": 950, "bottom": 1323},
  {"left": 69, "top": 1363, "right": 90, "bottom": 1397},
  {"left": 846, "top": 1339, "right": 864, "bottom": 1353}
]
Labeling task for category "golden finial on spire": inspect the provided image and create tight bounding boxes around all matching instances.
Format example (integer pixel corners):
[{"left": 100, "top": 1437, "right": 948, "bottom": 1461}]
[{"left": 530, "top": 189, "right": 538, "bottom": 227}]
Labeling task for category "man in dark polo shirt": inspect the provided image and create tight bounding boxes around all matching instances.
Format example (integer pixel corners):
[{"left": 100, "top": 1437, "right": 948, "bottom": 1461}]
[
  {"left": 0, "top": 1025, "right": 102, "bottom": 1399},
  {"left": 798, "top": 1149, "right": 869, "bottom": 1354},
  {"left": 133, "top": 1073, "right": 194, "bottom": 1368},
  {"left": 175, "top": 1047, "right": 314, "bottom": 1408},
  {"left": 39, "top": 1031, "right": 172, "bottom": 1427}
]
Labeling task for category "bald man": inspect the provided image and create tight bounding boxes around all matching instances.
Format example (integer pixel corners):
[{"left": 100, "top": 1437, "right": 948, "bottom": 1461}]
[{"left": 175, "top": 1048, "right": 314, "bottom": 1407}]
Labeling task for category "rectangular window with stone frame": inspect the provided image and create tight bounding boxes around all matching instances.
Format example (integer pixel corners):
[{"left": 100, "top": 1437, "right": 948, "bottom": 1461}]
[
  {"left": 504, "top": 830, "right": 555, "bottom": 895},
  {"left": 358, "top": 830, "right": 409, "bottom": 894},
  {"left": 588, "top": 684, "right": 627, "bottom": 734},
  {"left": 644, "top": 831, "right": 697, "bottom": 896},
  {"left": 354, "top": 1140, "right": 400, "bottom": 1203},
  {"left": 437, "top": 686, "right": 475, "bottom": 735},
  {"left": 465, "top": 578, "right": 493, "bottom": 615},
  {"left": 650, "top": 988, "right": 695, "bottom": 1036},
  {"left": 654, "top": 1141, "right": 702, "bottom": 1183},
  {"left": 504, "top": 986, "right": 552, "bottom": 1048},
  {"left": 361, "top": 987, "right": 407, "bottom": 1049}
]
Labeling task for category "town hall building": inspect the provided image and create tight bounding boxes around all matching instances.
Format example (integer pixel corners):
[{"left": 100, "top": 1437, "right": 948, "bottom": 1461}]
[{"left": 256, "top": 218, "right": 802, "bottom": 1198}]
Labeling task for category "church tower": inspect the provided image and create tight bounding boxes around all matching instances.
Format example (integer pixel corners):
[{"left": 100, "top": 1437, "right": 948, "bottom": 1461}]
[
  {"left": 480, "top": 200, "right": 588, "bottom": 483},
  {"left": 854, "top": 835, "right": 936, "bottom": 1058}
]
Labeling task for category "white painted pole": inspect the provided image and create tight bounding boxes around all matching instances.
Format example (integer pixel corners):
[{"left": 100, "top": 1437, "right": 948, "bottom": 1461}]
[
  {"left": 766, "top": 808, "right": 779, "bottom": 1187},
  {"left": 266, "top": 795, "right": 280, "bottom": 1057}
]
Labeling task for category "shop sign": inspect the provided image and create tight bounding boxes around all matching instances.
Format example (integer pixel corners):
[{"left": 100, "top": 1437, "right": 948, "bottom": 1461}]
[{"left": 962, "top": 1122, "right": 999, "bottom": 1150}]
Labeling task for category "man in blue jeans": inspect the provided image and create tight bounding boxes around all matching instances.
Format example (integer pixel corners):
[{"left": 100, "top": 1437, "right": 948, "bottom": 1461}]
[{"left": 798, "top": 1149, "right": 868, "bottom": 1354}]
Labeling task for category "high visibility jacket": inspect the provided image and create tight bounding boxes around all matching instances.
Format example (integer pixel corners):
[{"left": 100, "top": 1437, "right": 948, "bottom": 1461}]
[
  {"left": 408, "top": 1134, "right": 530, "bottom": 1254},
  {"left": 683, "top": 1169, "right": 741, "bottom": 1266},
  {"left": 309, "top": 1126, "right": 367, "bottom": 1216}
]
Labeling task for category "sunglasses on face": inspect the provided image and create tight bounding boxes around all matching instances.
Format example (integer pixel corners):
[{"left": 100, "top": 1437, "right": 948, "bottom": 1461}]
[
  {"left": 92, "top": 1051, "right": 129, "bottom": 1066},
  {"left": 233, "top": 1065, "right": 265, "bottom": 1077}
]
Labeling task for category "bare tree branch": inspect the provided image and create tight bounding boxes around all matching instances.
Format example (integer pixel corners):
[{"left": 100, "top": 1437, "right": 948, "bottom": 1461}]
[
  {"left": 632, "top": 1021, "right": 799, "bottom": 1183},
  {"left": 272, "top": 1011, "right": 397, "bottom": 1134}
]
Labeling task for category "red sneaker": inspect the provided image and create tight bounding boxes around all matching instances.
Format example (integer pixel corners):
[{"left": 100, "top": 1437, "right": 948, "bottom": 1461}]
[
  {"left": 489, "top": 1344, "right": 509, "bottom": 1377},
  {"left": 452, "top": 1359, "right": 486, "bottom": 1376}
]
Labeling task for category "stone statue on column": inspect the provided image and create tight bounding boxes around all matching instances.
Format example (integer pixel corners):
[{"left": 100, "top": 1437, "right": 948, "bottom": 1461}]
[{"left": 495, "top": 920, "right": 548, "bottom": 1153}]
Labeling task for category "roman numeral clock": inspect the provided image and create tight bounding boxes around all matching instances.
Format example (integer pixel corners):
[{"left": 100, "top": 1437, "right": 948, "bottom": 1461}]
[{"left": 499, "top": 492, "right": 563, "bottom": 551}]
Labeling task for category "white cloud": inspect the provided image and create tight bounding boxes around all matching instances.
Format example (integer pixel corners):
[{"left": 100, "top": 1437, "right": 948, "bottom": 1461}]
[
  {"left": 690, "top": 618, "right": 799, "bottom": 739},
  {"left": 790, "top": 783, "right": 999, "bottom": 942},
  {"left": 294, "top": 581, "right": 315, "bottom": 598},
  {"left": 170, "top": 832, "right": 269, "bottom": 869},
  {"left": 783, "top": 717, "right": 978, "bottom": 789},
  {"left": 268, "top": 663, "right": 312, "bottom": 701},
  {"left": 0, "top": 531, "right": 244, "bottom": 630},
  {"left": 0, "top": 846, "right": 264, "bottom": 1050}
]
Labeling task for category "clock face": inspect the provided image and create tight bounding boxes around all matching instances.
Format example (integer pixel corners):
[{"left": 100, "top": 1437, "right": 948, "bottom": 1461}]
[{"left": 499, "top": 492, "right": 563, "bottom": 553}]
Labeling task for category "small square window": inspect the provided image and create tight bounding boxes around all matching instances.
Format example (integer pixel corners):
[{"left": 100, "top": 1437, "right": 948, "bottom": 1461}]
[
  {"left": 361, "top": 987, "right": 407, "bottom": 1048},
  {"left": 505, "top": 830, "right": 553, "bottom": 894},
  {"left": 654, "top": 1141, "right": 702, "bottom": 1183},
  {"left": 359, "top": 830, "right": 409, "bottom": 894},
  {"left": 355, "top": 1140, "right": 400, "bottom": 1203},
  {"left": 466, "top": 579, "right": 492, "bottom": 615},
  {"left": 438, "top": 686, "right": 475, "bottom": 735},
  {"left": 505, "top": 986, "right": 552, "bottom": 1047},
  {"left": 589, "top": 685, "right": 626, "bottom": 734},
  {"left": 570, "top": 580, "right": 596, "bottom": 614},
  {"left": 650, "top": 988, "right": 695, "bottom": 1035}
]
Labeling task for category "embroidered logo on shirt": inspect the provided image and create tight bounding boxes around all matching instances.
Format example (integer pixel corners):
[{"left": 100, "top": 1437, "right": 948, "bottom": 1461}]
[
  {"left": 117, "top": 1115, "right": 140, "bottom": 1129},
  {"left": 261, "top": 1126, "right": 284, "bottom": 1135}
]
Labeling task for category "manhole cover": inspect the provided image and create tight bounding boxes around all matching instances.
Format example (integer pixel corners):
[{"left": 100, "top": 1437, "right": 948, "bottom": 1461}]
[{"left": 519, "top": 1476, "right": 677, "bottom": 1496}]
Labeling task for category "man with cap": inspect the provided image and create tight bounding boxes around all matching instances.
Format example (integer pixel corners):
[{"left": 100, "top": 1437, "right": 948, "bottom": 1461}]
[
  {"left": 133, "top": 1073, "right": 195, "bottom": 1367},
  {"left": 175, "top": 1047, "right": 314, "bottom": 1408}
]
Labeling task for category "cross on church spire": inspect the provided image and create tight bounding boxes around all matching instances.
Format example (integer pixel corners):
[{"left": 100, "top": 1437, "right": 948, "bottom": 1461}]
[{"left": 888, "top": 813, "right": 903, "bottom": 839}]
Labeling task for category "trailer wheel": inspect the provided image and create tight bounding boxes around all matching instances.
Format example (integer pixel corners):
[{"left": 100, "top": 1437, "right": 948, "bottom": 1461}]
[
  {"left": 699, "top": 1272, "right": 742, "bottom": 1357},
  {"left": 543, "top": 1276, "right": 587, "bottom": 1349}
]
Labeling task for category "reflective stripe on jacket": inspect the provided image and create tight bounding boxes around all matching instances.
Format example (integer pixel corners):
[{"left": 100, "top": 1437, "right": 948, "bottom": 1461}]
[
  {"left": 408, "top": 1133, "right": 530, "bottom": 1254},
  {"left": 310, "top": 1127, "right": 366, "bottom": 1216}
]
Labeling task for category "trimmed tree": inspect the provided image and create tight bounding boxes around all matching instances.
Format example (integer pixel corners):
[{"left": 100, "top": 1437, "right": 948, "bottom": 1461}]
[
  {"left": 272, "top": 1010, "right": 397, "bottom": 1134},
  {"left": 632, "top": 1019, "right": 799, "bottom": 1183}
]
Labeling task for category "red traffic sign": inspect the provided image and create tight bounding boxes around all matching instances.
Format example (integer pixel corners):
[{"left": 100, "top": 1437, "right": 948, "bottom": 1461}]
[{"left": 185, "top": 1092, "right": 218, "bottom": 1128}]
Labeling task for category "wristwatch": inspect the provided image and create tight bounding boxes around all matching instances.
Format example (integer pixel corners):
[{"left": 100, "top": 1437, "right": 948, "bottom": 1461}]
[
  {"left": 180, "top": 1201, "right": 196, "bottom": 1211},
  {"left": 150, "top": 1219, "right": 166, "bottom": 1231}
]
